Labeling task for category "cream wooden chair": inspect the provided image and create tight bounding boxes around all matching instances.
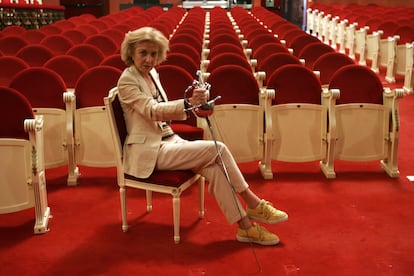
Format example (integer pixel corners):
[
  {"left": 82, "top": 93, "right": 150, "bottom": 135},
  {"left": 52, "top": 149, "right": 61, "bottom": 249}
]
[
  {"left": 0, "top": 87, "right": 51, "bottom": 234},
  {"left": 326, "top": 64, "right": 404, "bottom": 177},
  {"left": 104, "top": 88, "right": 205, "bottom": 244},
  {"left": 259, "top": 64, "right": 338, "bottom": 179}
]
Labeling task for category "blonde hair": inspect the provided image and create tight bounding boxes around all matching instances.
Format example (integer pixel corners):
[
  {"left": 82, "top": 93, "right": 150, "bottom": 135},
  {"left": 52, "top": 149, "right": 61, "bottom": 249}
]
[{"left": 120, "top": 27, "right": 169, "bottom": 66}]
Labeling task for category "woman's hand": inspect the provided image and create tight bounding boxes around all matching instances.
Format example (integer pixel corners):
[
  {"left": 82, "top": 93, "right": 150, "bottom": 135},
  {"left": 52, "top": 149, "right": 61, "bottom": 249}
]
[{"left": 189, "top": 88, "right": 208, "bottom": 107}]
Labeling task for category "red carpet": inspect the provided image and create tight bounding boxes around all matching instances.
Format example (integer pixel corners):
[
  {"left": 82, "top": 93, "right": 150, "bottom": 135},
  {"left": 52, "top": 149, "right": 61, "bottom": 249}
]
[{"left": 1, "top": 73, "right": 414, "bottom": 275}]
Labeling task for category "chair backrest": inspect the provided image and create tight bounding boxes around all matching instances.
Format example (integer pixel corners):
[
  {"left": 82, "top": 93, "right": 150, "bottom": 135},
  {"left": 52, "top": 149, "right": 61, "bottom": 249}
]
[
  {"left": 84, "top": 34, "right": 118, "bottom": 56},
  {"left": 206, "top": 64, "right": 260, "bottom": 105},
  {"left": 329, "top": 64, "right": 383, "bottom": 105},
  {"left": 258, "top": 53, "right": 302, "bottom": 85},
  {"left": 0, "top": 56, "right": 29, "bottom": 87},
  {"left": 207, "top": 52, "right": 252, "bottom": 73},
  {"left": 0, "top": 35, "right": 29, "bottom": 55},
  {"left": 169, "top": 33, "right": 203, "bottom": 53},
  {"left": 312, "top": 52, "right": 355, "bottom": 85},
  {"left": 247, "top": 33, "right": 280, "bottom": 51},
  {"left": 75, "top": 65, "right": 122, "bottom": 108},
  {"left": 66, "top": 44, "right": 105, "bottom": 68},
  {"left": 156, "top": 64, "right": 198, "bottom": 126},
  {"left": 44, "top": 55, "right": 88, "bottom": 88},
  {"left": 9, "top": 67, "right": 67, "bottom": 109},
  {"left": 207, "top": 42, "right": 245, "bottom": 59},
  {"left": 0, "top": 87, "right": 34, "bottom": 140},
  {"left": 168, "top": 42, "right": 201, "bottom": 65},
  {"left": 40, "top": 34, "right": 74, "bottom": 55},
  {"left": 289, "top": 34, "right": 322, "bottom": 56},
  {"left": 162, "top": 53, "right": 199, "bottom": 77},
  {"left": 298, "top": 42, "right": 336, "bottom": 69},
  {"left": 61, "top": 29, "right": 87, "bottom": 44},
  {"left": 393, "top": 25, "right": 414, "bottom": 44},
  {"left": 107, "top": 89, "right": 128, "bottom": 151},
  {"left": 267, "top": 64, "right": 322, "bottom": 105},
  {"left": 252, "top": 42, "right": 290, "bottom": 63},
  {"left": 100, "top": 54, "right": 127, "bottom": 71},
  {"left": 16, "top": 44, "right": 55, "bottom": 67},
  {"left": 21, "top": 29, "right": 46, "bottom": 43},
  {"left": 208, "top": 33, "right": 241, "bottom": 49}
]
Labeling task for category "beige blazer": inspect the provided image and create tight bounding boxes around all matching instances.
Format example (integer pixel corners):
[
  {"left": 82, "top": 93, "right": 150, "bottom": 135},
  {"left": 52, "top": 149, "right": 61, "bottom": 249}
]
[{"left": 117, "top": 65, "right": 187, "bottom": 178}]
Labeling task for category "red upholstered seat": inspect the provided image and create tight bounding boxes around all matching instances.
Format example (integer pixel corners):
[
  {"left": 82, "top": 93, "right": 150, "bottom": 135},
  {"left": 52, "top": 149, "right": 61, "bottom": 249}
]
[
  {"left": 312, "top": 52, "right": 355, "bottom": 85},
  {"left": 0, "top": 35, "right": 29, "bottom": 55},
  {"left": 162, "top": 53, "right": 199, "bottom": 77},
  {"left": 84, "top": 34, "right": 118, "bottom": 56},
  {"left": 75, "top": 66, "right": 122, "bottom": 108},
  {"left": 258, "top": 53, "right": 302, "bottom": 85},
  {"left": 100, "top": 54, "right": 126, "bottom": 71},
  {"left": 267, "top": 64, "right": 322, "bottom": 105},
  {"left": 15, "top": 44, "right": 55, "bottom": 67},
  {"left": 289, "top": 34, "right": 322, "bottom": 56},
  {"left": 66, "top": 44, "right": 105, "bottom": 68},
  {"left": 298, "top": 42, "right": 335, "bottom": 69},
  {"left": 0, "top": 56, "right": 29, "bottom": 87},
  {"left": 44, "top": 55, "right": 88, "bottom": 89},
  {"left": 329, "top": 64, "right": 384, "bottom": 105},
  {"left": 0, "top": 87, "right": 33, "bottom": 140},
  {"left": 40, "top": 34, "right": 74, "bottom": 55},
  {"left": 168, "top": 43, "right": 201, "bottom": 65},
  {"left": 207, "top": 52, "right": 252, "bottom": 73},
  {"left": 10, "top": 67, "right": 67, "bottom": 109}
]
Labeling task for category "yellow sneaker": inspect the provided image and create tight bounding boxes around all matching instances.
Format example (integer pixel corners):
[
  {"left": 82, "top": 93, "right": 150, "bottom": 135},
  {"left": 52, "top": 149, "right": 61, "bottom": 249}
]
[
  {"left": 237, "top": 222, "right": 279, "bottom": 245},
  {"left": 247, "top": 199, "right": 288, "bottom": 224}
]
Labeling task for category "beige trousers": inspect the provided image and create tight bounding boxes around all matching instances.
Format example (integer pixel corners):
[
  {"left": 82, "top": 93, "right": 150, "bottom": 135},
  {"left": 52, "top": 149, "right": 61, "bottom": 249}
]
[{"left": 156, "top": 135, "right": 248, "bottom": 224}]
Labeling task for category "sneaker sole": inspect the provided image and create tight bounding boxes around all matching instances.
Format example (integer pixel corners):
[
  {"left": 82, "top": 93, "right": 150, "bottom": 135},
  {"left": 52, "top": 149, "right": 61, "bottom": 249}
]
[
  {"left": 236, "top": 235, "right": 279, "bottom": 246},
  {"left": 248, "top": 214, "right": 288, "bottom": 224}
]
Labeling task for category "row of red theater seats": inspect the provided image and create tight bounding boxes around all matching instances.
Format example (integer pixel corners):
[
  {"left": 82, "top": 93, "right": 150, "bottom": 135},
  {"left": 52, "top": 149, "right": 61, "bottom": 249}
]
[{"left": 0, "top": 5, "right": 188, "bottom": 57}]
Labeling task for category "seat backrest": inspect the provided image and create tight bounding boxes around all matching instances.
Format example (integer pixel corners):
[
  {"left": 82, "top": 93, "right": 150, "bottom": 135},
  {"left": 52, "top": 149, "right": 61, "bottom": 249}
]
[
  {"left": 75, "top": 65, "right": 122, "bottom": 108},
  {"left": 156, "top": 64, "right": 198, "bottom": 126},
  {"left": 329, "top": 64, "right": 383, "bottom": 105},
  {"left": 0, "top": 35, "right": 29, "bottom": 55},
  {"left": 258, "top": 53, "right": 302, "bottom": 85},
  {"left": 168, "top": 42, "right": 201, "bottom": 65},
  {"left": 266, "top": 64, "right": 322, "bottom": 105},
  {"left": 393, "top": 25, "right": 414, "bottom": 44},
  {"left": 21, "top": 29, "right": 46, "bottom": 43},
  {"left": 298, "top": 42, "right": 336, "bottom": 69},
  {"left": 247, "top": 33, "right": 280, "bottom": 51},
  {"left": 66, "top": 44, "right": 105, "bottom": 68},
  {"left": 61, "top": 29, "right": 87, "bottom": 44},
  {"left": 312, "top": 52, "right": 355, "bottom": 85},
  {"left": 0, "top": 56, "right": 29, "bottom": 87},
  {"left": 40, "top": 34, "right": 74, "bottom": 55},
  {"left": 0, "top": 87, "right": 34, "bottom": 140},
  {"left": 207, "top": 52, "right": 252, "bottom": 73},
  {"left": 169, "top": 33, "right": 203, "bottom": 53},
  {"left": 252, "top": 42, "right": 290, "bottom": 62},
  {"left": 44, "top": 55, "right": 88, "bottom": 88},
  {"left": 100, "top": 54, "right": 127, "bottom": 71},
  {"left": 16, "top": 44, "right": 55, "bottom": 67},
  {"left": 289, "top": 34, "right": 322, "bottom": 56},
  {"left": 84, "top": 34, "right": 118, "bottom": 56},
  {"left": 9, "top": 67, "right": 67, "bottom": 109},
  {"left": 108, "top": 89, "right": 128, "bottom": 151},
  {"left": 206, "top": 64, "right": 260, "bottom": 105},
  {"left": 207, "top": 42, "right": 245, "bottom": 59},
  {"left": 162, "top": 53, "right": 199, "bottom": 77}
]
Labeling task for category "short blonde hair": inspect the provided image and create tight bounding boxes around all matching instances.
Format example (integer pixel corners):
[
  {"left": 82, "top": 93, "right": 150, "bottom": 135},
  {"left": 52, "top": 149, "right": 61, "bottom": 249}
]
[{"left": 120, "top": 27, "right": 169, "bottom": 66}]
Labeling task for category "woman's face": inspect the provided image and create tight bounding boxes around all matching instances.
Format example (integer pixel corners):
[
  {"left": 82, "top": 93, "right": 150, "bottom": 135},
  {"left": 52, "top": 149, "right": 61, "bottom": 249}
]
[{"left": 132, "top": 41, "right": 159, "bottom": 75}]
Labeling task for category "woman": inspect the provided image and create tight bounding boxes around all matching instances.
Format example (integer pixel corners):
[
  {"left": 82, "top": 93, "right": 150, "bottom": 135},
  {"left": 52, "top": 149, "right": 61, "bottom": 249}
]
[{"left": 117, "top": 27, "right": 288, "bottom": 245}]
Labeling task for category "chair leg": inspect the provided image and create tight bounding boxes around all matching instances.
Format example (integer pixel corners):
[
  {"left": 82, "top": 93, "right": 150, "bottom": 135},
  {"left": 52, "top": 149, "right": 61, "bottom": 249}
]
[
  {"left": 146, "top": 190, "right": 152, "bottom": 212},
  {"left": 172, "top": 196, "right": 180, "bottom": 244},
  {"left": 199, "top": 176, "right": 205, "bottom": 219},
  {"left": 120, "top": 186, "right": 128, "bottom": 232}
]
